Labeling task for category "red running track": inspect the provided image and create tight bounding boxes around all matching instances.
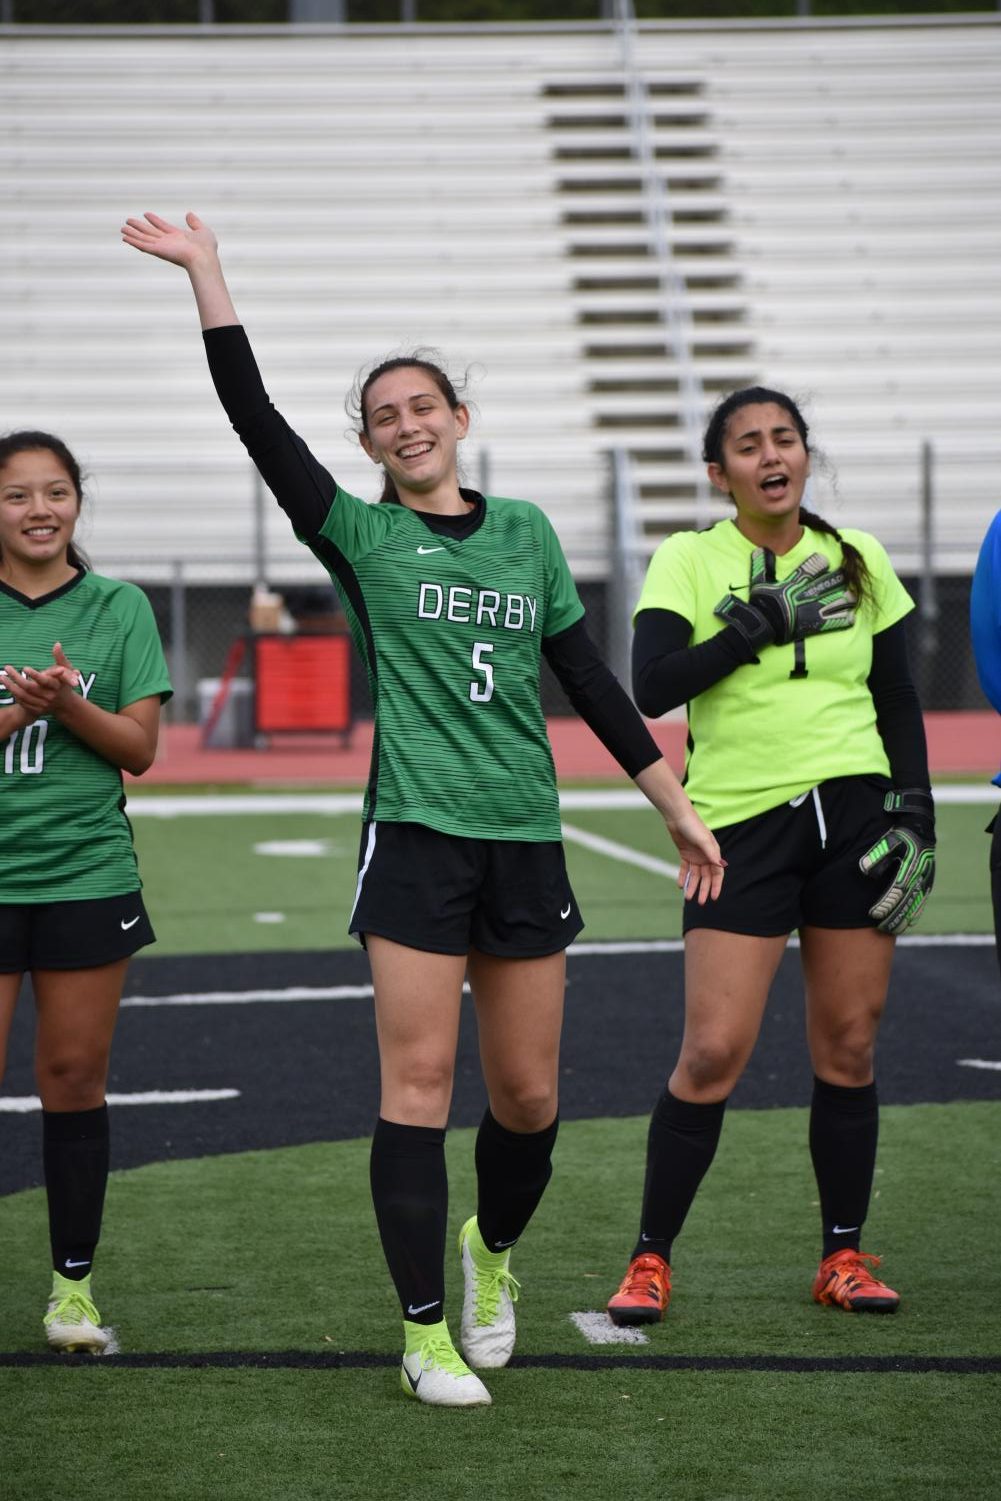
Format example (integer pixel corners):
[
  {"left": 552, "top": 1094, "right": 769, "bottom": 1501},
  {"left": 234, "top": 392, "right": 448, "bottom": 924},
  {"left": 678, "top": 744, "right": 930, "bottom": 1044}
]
[{"left": 128, "top": 712, "right": 999, "bottom": 788}]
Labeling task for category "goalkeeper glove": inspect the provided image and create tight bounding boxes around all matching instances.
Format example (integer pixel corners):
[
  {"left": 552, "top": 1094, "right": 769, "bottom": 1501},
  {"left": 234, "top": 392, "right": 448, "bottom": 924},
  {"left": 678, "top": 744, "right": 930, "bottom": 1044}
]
[
  {"left": 859, "top": 788, "right": 936, "bottom": 936},
  {"left": 714, "top": 548, "right": 856, "bottom": 652}
]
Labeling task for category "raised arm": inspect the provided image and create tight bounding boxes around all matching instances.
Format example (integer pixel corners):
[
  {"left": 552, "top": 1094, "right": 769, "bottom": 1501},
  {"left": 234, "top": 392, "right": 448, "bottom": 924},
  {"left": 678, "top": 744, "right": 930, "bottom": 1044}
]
[
  {"left": 120, "top": 211, "right": 238, "bottom": 330},
  {"left": 121, "top": 211, "right": 337, "bottom": 538}
]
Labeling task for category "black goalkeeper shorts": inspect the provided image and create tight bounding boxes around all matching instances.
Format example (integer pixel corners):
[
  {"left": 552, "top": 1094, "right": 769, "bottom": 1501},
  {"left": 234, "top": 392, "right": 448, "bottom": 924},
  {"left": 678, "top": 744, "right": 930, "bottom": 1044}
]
[{"left": 683, "top": 774, "right": 894, "bottom": 937}]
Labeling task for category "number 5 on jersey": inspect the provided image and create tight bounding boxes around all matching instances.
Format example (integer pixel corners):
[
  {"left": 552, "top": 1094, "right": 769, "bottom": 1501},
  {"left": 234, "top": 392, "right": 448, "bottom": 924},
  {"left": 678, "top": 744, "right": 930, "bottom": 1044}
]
[{"left": 470, "top": 641, "right": 495, "bottom": 704}]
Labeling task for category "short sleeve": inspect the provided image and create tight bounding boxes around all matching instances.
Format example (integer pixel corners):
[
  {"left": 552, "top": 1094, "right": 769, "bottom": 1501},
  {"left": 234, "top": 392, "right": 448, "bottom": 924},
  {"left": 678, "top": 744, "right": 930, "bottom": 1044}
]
[
  {"left": 117, "top": 587, "right": 173, "bottom": 708},
  {"left": 848, "top": 531, "right": 914, "bottom": 634},
  {"left": 540, "top": 512, "right": 585, "bottom": 637},
  {"left": 314, "top": 483, "right": 399, "bottom": 564},
  {"left": 634, "top": 533, "right": 698, "bottom": 625}
]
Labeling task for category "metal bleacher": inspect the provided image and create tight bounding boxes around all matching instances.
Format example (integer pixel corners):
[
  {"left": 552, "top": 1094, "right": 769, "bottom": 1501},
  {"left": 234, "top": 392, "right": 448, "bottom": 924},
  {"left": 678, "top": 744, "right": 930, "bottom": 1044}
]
[{"left": 1, "top": 14, "right": 999, "bottom": 589}]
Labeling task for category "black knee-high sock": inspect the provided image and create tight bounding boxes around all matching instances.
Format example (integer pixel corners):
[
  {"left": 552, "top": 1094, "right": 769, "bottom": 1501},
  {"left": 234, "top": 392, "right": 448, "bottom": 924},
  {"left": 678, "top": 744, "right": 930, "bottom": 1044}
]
[
  {"left": 809, "top": 1076, "right": 879, "bottom": 1260},
  {"left": 474, "top": 1109, "right": 559, "bottom": 1253},
  {"left": 42, "top": 1105, "right": 110, "bottom": 1281},
  {"left": 370, "top": 1118, "right": 448, "bottom": 1325},
  {"left": 631, "top": 1089, "right": 727, "bottom": 1264}
]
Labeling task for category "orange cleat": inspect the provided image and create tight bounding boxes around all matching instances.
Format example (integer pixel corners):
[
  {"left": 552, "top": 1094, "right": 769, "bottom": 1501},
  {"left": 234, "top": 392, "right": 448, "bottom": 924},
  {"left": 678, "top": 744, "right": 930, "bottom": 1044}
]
[
  {"left": 607, "top": 1252, "right": 672, "bottom": 1326},
  {"left": 812, "top": 1249, "right": 900, "bottom": 1314}
]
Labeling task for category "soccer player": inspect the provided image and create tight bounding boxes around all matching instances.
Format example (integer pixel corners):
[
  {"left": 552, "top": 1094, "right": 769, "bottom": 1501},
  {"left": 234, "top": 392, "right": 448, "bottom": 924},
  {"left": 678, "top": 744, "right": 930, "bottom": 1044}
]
[
  {"left": 120, "top": 209, "right": 725, "bottom": 1407},
  {"left": 0, "top": 431, "right": 171, "bottom": 1353},
  {"left": 605, "top": 387, "right": 934, "bottom": 1328},
  {"left": 970, "top": 509, "right": 1001, "bottom": 974}
]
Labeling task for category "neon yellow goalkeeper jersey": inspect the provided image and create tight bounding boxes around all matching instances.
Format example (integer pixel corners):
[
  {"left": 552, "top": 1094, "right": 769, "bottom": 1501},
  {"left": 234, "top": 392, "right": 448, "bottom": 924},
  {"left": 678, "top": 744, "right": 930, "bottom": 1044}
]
[{"left": 635, "top": 520, "right": 914, "bottom": 829}]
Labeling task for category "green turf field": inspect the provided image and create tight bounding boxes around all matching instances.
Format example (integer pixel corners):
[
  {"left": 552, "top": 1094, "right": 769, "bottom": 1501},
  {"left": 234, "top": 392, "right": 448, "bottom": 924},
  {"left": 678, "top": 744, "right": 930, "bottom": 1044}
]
[
  {"left": 128, "top": 792, "right": 997, "bottom": 955},
  {"left": 3, "top": 1106, "right": 999, "bottom": 1500},
  {"left": 4, "top": 786, "right": 998, "bottom": 1500}
]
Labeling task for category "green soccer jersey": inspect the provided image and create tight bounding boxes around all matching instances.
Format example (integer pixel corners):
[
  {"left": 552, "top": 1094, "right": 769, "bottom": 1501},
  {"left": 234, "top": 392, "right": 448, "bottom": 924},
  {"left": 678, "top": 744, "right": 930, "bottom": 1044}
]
[
  {"left": 310, "top": 488, "right": 585, "bottom": 840},
  {"left": 635, "top": 520, "right": 914, "bottom": 830},
  {"left": 0, "top": 571, "right": 172, "bottom": 902}
]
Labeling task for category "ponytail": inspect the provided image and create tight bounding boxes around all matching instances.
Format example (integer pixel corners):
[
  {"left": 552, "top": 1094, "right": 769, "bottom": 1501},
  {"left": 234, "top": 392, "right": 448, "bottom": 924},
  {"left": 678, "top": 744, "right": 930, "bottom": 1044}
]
[{"left": 799, "top": 506, "right": 871, "bottom": 611}]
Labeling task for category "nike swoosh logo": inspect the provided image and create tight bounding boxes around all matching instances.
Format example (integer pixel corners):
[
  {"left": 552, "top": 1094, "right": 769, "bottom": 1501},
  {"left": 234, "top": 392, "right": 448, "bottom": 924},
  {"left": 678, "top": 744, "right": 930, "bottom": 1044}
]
[
  {"left": 417, "top": 545, "right": 445, "bottom": 555},
  {"left": 494, "top": 1237, "right": 518, "bottom": 1249},
  {"left": 64, "top": 1258, "right": 91, "bottom": 1269},
  {"left": 403, "top": 1364, "right": 422, "bottom": 1394},
  {"left": 121, "top": 916, "right": 141, "bottom": 931},
  {"left": 406, "top": 1300, "right": 441, "bottom": 1316},
  {"left": 831, "top": 1225, "right": 860, "bottom": 1235},
  {"left": 561, "top": 904, "right": 572, "bottom": 919}
]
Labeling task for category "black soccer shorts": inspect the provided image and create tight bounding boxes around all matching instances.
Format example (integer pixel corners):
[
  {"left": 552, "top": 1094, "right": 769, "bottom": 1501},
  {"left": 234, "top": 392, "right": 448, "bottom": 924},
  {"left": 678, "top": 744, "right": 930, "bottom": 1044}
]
[
  {"left": 0, "top": 891, "right": 155, "bottom": 972},
  {"left": 349, "top": 820, "right": 584, "bottom": 957}
]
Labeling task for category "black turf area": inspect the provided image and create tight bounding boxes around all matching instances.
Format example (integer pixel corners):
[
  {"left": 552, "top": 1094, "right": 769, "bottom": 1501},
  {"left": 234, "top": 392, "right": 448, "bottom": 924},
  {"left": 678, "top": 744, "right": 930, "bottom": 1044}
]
[{"left": 2, "top": 943, "right": 999, "bottom": 1198}]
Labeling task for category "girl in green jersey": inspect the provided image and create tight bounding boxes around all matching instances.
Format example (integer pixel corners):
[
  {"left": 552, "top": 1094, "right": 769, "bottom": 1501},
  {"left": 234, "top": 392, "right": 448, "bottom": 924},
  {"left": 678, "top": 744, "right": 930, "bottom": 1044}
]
[
  {"left": 121, "top": 209, "right": 725, "bottom": 1407},
  {"left": 0, "top": 432, "right": 172, "bottom": 1354},
  {"left": 606, "top": 388, "right": 934, "bottom": 1328}
]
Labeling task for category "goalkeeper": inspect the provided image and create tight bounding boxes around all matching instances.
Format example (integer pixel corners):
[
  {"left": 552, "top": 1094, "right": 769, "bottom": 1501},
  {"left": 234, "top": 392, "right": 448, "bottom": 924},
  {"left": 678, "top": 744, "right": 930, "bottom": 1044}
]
[{"left": 607, "top": 385, "right": 934, "bottom": 1330}]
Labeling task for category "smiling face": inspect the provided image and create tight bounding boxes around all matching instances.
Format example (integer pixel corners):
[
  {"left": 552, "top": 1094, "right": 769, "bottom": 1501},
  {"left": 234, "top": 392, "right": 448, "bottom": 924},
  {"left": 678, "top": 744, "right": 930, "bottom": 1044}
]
[
  {"left": 359, "top": 364, "right": 469, "bottom": 509},
  {"left": 0, "top": 447, "right": 81, "bottom": 580},
  {"left": 707, "top": 400, "right": 811, "bottom": 537}
]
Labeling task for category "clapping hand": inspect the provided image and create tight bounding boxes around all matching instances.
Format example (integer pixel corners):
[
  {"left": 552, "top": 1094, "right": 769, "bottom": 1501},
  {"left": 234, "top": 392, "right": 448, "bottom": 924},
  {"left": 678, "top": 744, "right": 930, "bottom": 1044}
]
[{"left": 0, "top": 642, "right": 81, "bottom": 721}]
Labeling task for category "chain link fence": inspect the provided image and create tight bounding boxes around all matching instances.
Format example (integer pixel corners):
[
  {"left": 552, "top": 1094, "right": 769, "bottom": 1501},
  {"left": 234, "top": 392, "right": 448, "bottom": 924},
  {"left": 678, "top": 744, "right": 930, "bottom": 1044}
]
[{"left": 111, "top": 539, "right": 988, "bottom": 742}]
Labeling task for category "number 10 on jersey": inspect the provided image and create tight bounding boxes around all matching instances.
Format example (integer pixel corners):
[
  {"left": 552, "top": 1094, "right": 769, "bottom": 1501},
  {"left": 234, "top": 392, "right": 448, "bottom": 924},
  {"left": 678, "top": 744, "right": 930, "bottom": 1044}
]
[{"left": 4, "top": 721, "right": 48, "bottom": 774}]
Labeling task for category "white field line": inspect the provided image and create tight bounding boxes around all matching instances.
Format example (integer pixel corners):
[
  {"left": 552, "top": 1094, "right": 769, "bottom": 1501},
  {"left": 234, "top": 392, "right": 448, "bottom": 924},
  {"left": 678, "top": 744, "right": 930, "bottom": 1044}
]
[
  {"left": 122, "top": 981, "right": 474, "bottom": 1009},
  {"left": 126, "top": 793, "right": 363, "bottom": 817},
  {"left": 0, "top": 1089, "right": 240, "bottom": 1113},
  {"left": 560, "top": 822, "right": 681, "bottom": 880},
  {"left": 109, "top": 935, "right": 995, "bottom": 1012},
  {"left": 570, "top": 1311, "right": 649, "bottom": 1346},
  {"left": 573, "top": 933, "right": 999, "bottom": 954},
  {"left": 123, "top": 984, "right": 376, "bottom": 1008},
  {"left": 124, "top": 784, "right": 999, "bottom": 818}
]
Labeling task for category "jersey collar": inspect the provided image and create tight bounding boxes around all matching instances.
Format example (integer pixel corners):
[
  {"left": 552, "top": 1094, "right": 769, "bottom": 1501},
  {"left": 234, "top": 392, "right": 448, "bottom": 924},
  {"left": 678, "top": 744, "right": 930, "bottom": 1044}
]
[{"left": 0, "top": 567, "right": 86, "bottom": 610}]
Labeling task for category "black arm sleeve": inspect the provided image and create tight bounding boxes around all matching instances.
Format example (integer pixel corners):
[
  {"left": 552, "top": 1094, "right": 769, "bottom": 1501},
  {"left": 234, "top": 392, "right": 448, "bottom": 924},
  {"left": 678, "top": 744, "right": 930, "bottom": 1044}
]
[
  {"left": 203, "top": 324, "right": 337, "bottom": 540},
  {"left": 542, "top": 618, "right": 662, "bottom": 778},
  {"left": 631, "top": 608, "right": 758, "bottom": 717},
  {"left": 867, "top": 619, "right": 931, "bottom": 789}
]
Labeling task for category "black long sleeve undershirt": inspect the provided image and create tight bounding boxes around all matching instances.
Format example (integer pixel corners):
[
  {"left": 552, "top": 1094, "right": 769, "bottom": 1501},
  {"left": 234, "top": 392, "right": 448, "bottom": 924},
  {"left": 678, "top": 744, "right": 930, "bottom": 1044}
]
[
  {"left": 204, "top": 323, "right": 338, "bottom": 539},
  {"left": 633, "top": 608, "right": 929, "bottom": 789},
  {"left": 543, "top": 619, "right": 661, "bottom": 778},
  {"left": 866, "top": 620, "right": 931, "bottom": 789},
  {"left": 633, "top": 608, "right": 757, "bottom": 716},
  {"left": 204, "top": 325, "right": 662, "bottom": 779}
]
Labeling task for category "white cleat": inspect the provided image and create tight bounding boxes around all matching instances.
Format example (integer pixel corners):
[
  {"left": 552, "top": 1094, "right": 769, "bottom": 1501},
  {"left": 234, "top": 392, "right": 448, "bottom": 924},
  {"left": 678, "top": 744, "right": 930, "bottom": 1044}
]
[
  {"left": 458, "top": 1216, "right": 520, "bottom": 1370},
  {"left": 44, "top": 1284, "right": 110, "bottom": 1355},
  {"left": 401, "top": 1326, "right": 492, "bottom": 1407}
]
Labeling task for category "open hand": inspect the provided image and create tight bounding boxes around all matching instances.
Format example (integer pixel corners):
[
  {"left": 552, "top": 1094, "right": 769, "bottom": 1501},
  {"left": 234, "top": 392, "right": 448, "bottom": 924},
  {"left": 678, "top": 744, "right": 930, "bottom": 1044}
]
[
  {"left": 121, "top": 210, "right": 217, "bottom": 270},
  {"left": 667, "top": 811, "right": 726, "bottom": 904}
]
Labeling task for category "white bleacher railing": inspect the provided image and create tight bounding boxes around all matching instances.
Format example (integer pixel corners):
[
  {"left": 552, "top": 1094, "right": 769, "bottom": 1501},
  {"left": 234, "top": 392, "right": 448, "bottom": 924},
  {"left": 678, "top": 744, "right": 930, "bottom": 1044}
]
[{"left": 0, "top": 16, "right": 997, "bottom": 585}]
